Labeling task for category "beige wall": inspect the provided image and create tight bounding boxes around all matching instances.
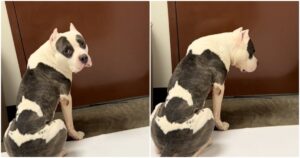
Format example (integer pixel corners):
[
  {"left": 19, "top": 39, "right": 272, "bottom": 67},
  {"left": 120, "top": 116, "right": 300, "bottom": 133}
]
[
  {"left": 1, "top": 2, "right": 22, "bottom": 106},
  {"left": 151, "top": 1, "right": 172, "bottom": 88}
]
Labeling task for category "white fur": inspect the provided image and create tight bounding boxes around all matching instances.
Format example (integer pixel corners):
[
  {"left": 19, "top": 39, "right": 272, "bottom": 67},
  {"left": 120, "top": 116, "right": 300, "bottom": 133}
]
[
  {"left": 28, "top": 41, "right": 73, "bottom": 81},
  {"left": 56, "top": 30, "right": 91, "bottom": 73},
  {"left": 213, "top": 83, "right": 224, "bottom": 92},
  {"left": 151, "top": 103, "right": 162, "bottom": 121},
  {"left": 60, "top": 94, "right": 71, "bottom": 101},
  {"left": 28, "top": 24, "right": 92, "bottom": 80},
  {"left": 155, "top": 108, "right": 214, "bottom": 134},
  {"left": 246, "top": 57, "right": 257, "bottom": 72},
  {"left": 233, "top": 50, "right": 257, "bottom": 72},
  {"left": 187, "top": 32, "right": 234, "bottom": 71},
  {"left": 165, "top": 81, "right": 193, "bottom": 106},
  {"left": 8, "top": 119, "right": 66, "bottom": 147},
  {"left": 16, "top": 96, "right": 43, "bottom": 121},
  {"left": 187, "top": 28, "right": 257, "bottom": 73}
]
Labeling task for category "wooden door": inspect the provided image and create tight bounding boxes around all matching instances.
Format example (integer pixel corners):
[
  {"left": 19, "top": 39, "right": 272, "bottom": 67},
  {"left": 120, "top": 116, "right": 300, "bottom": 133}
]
[
  {"left": 168, "top": 2, "right": 298, "bottom": 96},
  {"left": 6, "top": 2, "right": 149, "bottom": 107}
]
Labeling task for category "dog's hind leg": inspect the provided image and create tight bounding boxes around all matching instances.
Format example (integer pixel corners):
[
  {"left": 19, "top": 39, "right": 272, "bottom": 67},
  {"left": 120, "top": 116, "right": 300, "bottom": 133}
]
[
  {"left": 174, "top": 108, "right": 215, "bottom": 157},
  {"left": 57, "top": 148, "right": 68, "bottom": 157},
  {"left": 41, "top": 119, "right": 68, "bottom": 156},
  {"left": 5, "top": 119, "right": 67, "bottom": 156},
  {"left": 190, "top": 108, "right": 214, "bottom": 156},
  {"left": 193, "top": 136, "right": 212, "bottom": 156}
]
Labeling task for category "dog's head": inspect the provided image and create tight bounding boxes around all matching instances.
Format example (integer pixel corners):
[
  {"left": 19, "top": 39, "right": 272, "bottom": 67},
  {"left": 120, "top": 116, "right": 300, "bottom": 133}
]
[
  {"left": 49, "top": 23, "right": 92, "bottom": 73},
  {"left": 231, "top": 27, "right": 258, "bottom": 72}
]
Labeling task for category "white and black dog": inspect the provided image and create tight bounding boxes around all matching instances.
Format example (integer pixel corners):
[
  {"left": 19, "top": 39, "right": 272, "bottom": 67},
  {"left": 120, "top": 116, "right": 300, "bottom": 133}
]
[
  {"left": 4, "top": 23, "right": 92, "bottom": 156},
  {"left": 151, "top": 27, "right": 258, "bottom": 156}
]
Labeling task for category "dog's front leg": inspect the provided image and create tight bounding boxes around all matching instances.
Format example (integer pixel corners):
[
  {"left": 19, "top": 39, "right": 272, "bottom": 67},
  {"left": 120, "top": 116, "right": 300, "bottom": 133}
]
[
  {"left": 212, "top": 83, "right": 229, "bottom": 130},
  {"left": 60, "top": 94, "right": 85, "bottom": 140}
]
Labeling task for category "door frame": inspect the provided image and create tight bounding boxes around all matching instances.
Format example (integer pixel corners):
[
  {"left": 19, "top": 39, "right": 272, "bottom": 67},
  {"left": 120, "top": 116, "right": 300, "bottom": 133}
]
[
  {"left": 6, "top": 2, "right": 27, "bottom": 76},
  {"left": 168, "top": 2, "right": 180, "bottom": 71}
]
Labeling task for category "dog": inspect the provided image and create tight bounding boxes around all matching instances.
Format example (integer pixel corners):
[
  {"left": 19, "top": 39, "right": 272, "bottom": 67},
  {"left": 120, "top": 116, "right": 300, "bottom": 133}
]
[
  {"left": 151, "top": 27, "right": 258, "bottom": 156},
  {"left": 4, "top": 23, "right": 92, "bottom": 156}
]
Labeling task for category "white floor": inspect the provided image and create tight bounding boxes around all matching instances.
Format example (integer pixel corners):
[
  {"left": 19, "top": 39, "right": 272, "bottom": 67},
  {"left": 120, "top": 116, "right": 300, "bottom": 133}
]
[
  {"left": 2, "top": 127, "right": 150, "bottom": 157},
  {"left": 151, "top": 125, "right": 299, "bottom": 157},
  {"left": 2, "top": 125, "right": 298, "bottom": 156}
]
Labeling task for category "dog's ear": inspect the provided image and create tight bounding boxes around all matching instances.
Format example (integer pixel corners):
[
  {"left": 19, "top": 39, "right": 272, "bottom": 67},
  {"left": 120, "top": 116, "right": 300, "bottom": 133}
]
[
  {"left": 49, "top": 28, "right": 58, "bottom": 42},
  {"left": 233, "top": 27, "right": 243, "bottom": 33},
  {"left": 241, "top": 29, "right": 250, "bottom": 42},
  {"left": 234, "top": 27, "right": 250, "bottom": 43},
  {"left": 70, "top": 23, "right": 78, "bottom": 32}
]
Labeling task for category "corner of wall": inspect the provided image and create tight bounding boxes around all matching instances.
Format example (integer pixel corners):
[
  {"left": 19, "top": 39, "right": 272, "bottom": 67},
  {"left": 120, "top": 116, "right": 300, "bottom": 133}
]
[
  {"left": 151, "top": 1, "right": 172, "bottom": 88},
  {"left": 1, "top": 2, "right": 22, "bottom": 106}
]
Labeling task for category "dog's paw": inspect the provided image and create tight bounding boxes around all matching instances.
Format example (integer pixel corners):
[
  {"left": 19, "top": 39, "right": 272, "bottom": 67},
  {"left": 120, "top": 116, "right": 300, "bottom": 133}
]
[
  {"left": 216, "top": 121, "right": 230, "bottom": 131},
  {"left": 69, "top": 130, "right": 85, "bottom": 140},
  {"left": 76, "top": 131, "right": 85, "bottom": 139},
  {"left": 221, "top": 122, "right": 230, "bottom": 130}
]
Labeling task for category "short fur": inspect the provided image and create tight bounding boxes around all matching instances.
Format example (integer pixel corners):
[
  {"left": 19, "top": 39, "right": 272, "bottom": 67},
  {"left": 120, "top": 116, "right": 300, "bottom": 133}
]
[
  {"left": 151, "top": 27, "right": 258, "bottom": 156},
  {"left": 4, "top": 23, "right": 92, "bottom": 156}
]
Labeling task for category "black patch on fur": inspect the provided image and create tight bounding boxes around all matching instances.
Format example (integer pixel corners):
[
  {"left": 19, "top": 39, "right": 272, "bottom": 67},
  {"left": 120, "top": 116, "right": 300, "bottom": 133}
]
[
  {"left": 168, "top": 49, "right": 227, "bottom": 108},
  {"left": 161, "top": 97, "right": 195, "bottom": 123},
  {"left": 4, "top": 56, "right": 71, "bottom": 156},
  {"left": 151, "top": 116, "right": 215, "bottom": 156},
  {"left": 15, "top": 63, "right": 71, "bottom": 134},
  {"left": 16, "top": 110, "right": 47, "bottom": 134},
  {"left": 76, "top": 35, "right": 86, "bottom": 49},
  {"left": 247, "top": 39, "right": 255, "bottom": 59},
  {"left": 151, "top": 49, "right": 226, "bottom": 156},
  {"left": 56, "top": 36, "right": 74, "bottom": 58},
  {"left": 4, "top": 126, "right": 67, "bottom": 156}
]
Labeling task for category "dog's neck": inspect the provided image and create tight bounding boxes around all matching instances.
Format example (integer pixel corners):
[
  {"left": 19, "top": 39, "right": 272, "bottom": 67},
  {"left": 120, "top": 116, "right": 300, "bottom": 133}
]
[
  {"left": 27, "top": 41, "right": 73, "bottom": 81},
  {"left": 187, "top": 32, "right": 238, "bottom": 72}
]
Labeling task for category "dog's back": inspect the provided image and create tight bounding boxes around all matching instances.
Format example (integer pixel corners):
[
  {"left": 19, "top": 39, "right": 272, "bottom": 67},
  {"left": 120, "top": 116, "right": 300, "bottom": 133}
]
[
  {"left": 3, "top": 63, "right": 70, "bottom": 156},
  {"left": 151, "top": 49, "right": 227, "bottom": 156},
  {"left": 151, "top": 102, "right": 215, "bottom": 156}
]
